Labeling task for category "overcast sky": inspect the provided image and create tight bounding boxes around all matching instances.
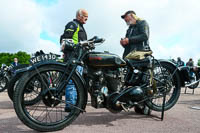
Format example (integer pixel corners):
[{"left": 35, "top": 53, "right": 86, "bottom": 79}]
[{"left": 0, "top": 0, "right": 199, "bottom": 64}]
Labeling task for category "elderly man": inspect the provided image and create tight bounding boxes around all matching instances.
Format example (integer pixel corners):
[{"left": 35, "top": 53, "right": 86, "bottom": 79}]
[
  {"left": 60, "top": 9, "right": 88, "bottom": 61},
  {"left": 120, "top": 10, "right": 151, "bottom": 115},
  {"left": 120, "top": 10, "right": 151, "bottom": 59},
  {"left": 60, "top": 9, "right": 88, "bottom": 112}
]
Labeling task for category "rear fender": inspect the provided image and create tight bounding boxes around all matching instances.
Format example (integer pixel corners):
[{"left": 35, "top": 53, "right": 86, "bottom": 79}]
[{"left": 158, "top": 59, "right": 185, "bottom": 87}]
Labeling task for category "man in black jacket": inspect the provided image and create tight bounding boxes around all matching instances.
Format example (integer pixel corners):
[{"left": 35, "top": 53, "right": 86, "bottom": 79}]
[
  {"left": 120, "top": 10, "right": 151, "bottom": 59},
  {"left": 60, "top": 9, "right": 88, "bottom": 112},
  {"left": 120, "top": 10, "right": 151, "bottom": 115}
]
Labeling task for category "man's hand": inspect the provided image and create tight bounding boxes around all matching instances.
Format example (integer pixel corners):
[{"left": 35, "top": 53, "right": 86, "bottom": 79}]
[
  {"left": 120, "top": 38, "right": 129, "bottom": 46},
  {"left": 61, "top": 40, "right": 65, "bottom": 52}
]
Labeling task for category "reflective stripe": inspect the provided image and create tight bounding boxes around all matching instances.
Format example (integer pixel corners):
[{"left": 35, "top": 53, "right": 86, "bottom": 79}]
[
  {"left": 66, "top": 29, "right": 74, "bottom": 32},
  {"left": 72, "top": 25, "right": 79, "bottom": 44}
]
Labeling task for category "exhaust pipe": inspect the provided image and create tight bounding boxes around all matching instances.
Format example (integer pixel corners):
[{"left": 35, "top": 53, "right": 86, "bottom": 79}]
[
  {"left": 185, "top": 79, "right": 200, "bottom": 87},
  {"left": 115, "top": 101, "right": 130, "bottom": 112}
]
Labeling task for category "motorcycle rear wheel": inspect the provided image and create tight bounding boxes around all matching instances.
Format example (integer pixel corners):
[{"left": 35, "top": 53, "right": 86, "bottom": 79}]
[
  {"left": 13, "top": 64, "right": 86, "bottom": 132},
  {"left": 145, "top": 62, "right": 181, "bottom": 112}
]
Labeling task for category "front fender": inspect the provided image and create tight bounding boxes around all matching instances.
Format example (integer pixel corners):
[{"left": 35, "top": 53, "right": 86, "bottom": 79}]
[
  {"left": 158, "top": 59, "right": 185, "bottom": 87},
  {"left": 24, "top": 61, "right": 88, "bottom": 110}
]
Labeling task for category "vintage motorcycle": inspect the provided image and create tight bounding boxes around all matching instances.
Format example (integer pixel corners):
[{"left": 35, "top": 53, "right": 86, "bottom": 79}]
[
  {"left": 179, "top": 65, "right": 200, "bottom": 89},
  {"left": 0, "top": 62, "right": 29, "bottom": 93},
  {"left": 13, "top": 37, "right": 183, "bottom": 132},
  {"left": 0, "top": 64, "right": 9, "bottom": 92},
  {"left": 7, "top": 51, "right": 60, "bottom": 102}
]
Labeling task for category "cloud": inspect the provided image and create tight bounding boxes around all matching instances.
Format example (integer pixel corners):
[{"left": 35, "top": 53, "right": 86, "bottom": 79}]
[
  {"left": 0, "top": 0, "right": 199, "bottom": 64},
  {"left": 0, "top": 0, "right": 60, "bottom": 55}
]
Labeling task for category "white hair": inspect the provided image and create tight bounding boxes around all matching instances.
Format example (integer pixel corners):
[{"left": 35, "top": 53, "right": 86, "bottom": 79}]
[{"left": 76, "top": 9, "right": 83, "bottom": 18}]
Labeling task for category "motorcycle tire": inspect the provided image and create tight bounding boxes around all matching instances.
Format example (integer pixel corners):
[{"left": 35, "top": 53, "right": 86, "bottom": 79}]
[
  {"left": 13, "top": 64, "right": 86, "bottom": 132},
  {"left": 7, "top": 73, "right": 44, "bottom": 106},
  {"left": 145, "top": 62, "right": 181, "bottom": 112},
  {"left": 7, "top": 73, "right": 22, "bottom": 101}
]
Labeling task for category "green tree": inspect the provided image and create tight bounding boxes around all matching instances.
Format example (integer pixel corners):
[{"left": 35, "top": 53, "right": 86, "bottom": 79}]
[
  {"left": 0, "top": 51, "right": 31, "bottom": 66},
  {"left": 198, "top": 59, "right": 200, "bottom": 66}
]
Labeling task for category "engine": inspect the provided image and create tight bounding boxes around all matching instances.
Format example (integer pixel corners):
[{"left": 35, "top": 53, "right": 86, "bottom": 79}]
[{"left": 87, "top": 67, "right": 123, "bottom": 108}]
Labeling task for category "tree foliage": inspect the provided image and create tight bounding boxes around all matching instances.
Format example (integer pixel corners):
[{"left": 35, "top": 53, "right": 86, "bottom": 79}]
[
  {"left": 198, "top": 59, "right": 200, "bottom": 66},
  {"left": 0, "top": 51, "right": 31, "bottom": 66}
]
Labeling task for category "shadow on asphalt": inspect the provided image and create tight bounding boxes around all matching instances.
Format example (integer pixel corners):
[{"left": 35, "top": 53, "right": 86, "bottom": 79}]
[
  {"left": 72, "top": 111, "right": 162, "bottom": 126},
  {"left": 0, "top": 94, "right": 163, "bottom": 131}
]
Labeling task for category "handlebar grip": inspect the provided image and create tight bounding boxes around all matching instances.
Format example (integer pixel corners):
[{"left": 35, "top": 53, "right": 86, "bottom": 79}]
[{"left": 94, "top": 38, "right": 104, "bottom": 43}]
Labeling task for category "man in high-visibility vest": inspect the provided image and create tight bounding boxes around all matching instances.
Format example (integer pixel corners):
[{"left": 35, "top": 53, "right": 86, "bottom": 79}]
[
  {"left": 60, "top": 9, "right": 88, "bottom": 61},
  {"left": 60, "top": 9, "right": 88, "bottom": 112}
]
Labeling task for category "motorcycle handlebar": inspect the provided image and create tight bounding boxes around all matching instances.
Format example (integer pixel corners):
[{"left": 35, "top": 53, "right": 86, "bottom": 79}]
[{"left": 80, "top": 37, "right": 105, "bottom": 47}]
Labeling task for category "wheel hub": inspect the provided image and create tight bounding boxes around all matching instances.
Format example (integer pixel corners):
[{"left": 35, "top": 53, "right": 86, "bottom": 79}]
[{"left": 42, "top": 88, "right": 61, "bottom": 107}]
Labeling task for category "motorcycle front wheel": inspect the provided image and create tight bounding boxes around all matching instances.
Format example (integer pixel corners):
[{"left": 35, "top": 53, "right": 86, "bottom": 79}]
[
  {"left": 13, "top": 64, "right": 86, "bottom": 132},
  {"left": 7, "top": 73, "right": 22, "bottom": 101}
]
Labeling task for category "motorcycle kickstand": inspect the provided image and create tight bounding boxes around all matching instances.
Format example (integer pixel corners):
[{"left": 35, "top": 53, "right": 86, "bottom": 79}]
[{"left": 161, "top": 93, "right": 166, "bottom": 121}]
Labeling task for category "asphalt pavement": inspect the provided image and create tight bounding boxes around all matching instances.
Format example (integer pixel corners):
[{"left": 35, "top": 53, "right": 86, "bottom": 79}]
[{"left": 0, "top": 88, "right": 200, "bottom": 133}]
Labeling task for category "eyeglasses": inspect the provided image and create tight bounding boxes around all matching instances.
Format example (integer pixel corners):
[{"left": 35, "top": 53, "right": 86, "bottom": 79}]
[{"left": 82, "top": 14, "right": 88, "bottom": 18}]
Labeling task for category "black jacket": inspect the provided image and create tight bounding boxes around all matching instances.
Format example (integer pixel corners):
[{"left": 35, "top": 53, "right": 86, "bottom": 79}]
[
  {"left": 123, "top": 20, "right": 150, "bottom": 58},
  {"left": 60, "top": 19, "right": 87, "bottom": 43},
  {"left": 60, "top": 19, "right": 87, "bottom": 61}
]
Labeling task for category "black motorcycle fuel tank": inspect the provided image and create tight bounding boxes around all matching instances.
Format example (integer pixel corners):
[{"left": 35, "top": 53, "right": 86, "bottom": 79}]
[{"left": 87, "top": 52, "right": 126, "bottom": 67}]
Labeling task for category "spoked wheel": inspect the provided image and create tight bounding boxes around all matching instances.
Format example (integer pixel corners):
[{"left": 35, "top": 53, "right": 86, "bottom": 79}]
[
  {"left": 7, "top": 73, "right": 44, "bottom": 105},
  {"left": 145, "top": 62, "right": 181, "bottom": 111},
  {"left": 0, "top": 76, "right": 8, "bottom": 92},
  {"left": 13, "top": 65, "right": 86, "bottom": 132}
]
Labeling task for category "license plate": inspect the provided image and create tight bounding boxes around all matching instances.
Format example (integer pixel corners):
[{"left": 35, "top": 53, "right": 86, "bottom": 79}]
[{"left": 29, "top": 54, "right": 57, "bottom": 64}]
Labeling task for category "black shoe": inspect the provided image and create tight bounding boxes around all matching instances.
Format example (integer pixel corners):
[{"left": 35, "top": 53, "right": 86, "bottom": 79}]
[
  {"left": 134, "top": 105, "right": 151, "bottom": 115},
  {"left": 143, "top": 106, "right": 151, "bottom": 115}
]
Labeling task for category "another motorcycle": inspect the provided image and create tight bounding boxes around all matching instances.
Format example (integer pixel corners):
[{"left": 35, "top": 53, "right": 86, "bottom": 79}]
[
  {"left": 7, "top": 51, "right": 59, "bottom": 102},
  {"left": 179, "top": 65, "right": 200, "bottom": 89},
  {"left": 13, "top": 37, "right": 183, "bottom": 132},
  {"left": 0, "top": 64, "right": 9, "bottom": 92}
]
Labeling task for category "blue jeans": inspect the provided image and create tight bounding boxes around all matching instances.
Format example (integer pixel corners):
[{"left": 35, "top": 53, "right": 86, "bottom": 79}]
[{"left": 65, "top": 66, "right": 83, "bottom": 109}]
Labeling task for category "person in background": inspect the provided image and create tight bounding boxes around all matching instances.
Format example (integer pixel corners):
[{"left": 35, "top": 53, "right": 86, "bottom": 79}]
[
  {"left": 177, "top": 57, "right": 185, "bottom": 67},
  {"left": 186, "top": 58, "right": 194, "bottom": 67},
  {"left": 186, "top": 58, "right": 195, "bottom": 78},
  {"left": 12, "top": 58, "right": 19, "bottom": 67},
  {"left": 60, "top": 9, "right": 88, "bottom": 112}
]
